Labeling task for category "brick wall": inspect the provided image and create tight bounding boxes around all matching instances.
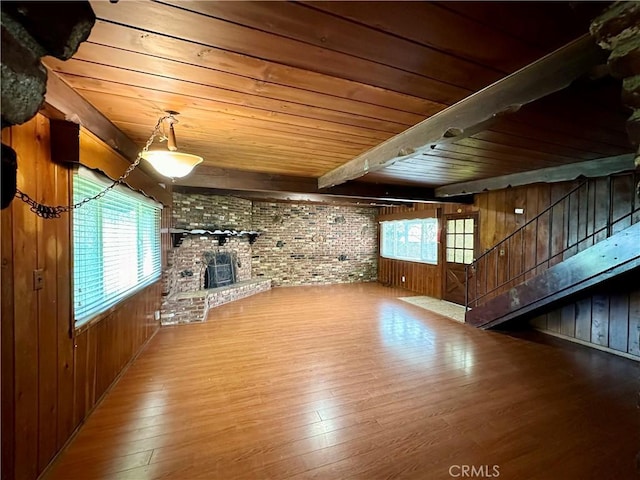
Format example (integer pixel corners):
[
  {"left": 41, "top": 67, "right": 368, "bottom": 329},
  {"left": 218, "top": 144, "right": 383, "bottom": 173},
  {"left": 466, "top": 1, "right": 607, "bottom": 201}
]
[
  {"left": 251, "top": 202, "right": 378, "bottom": 286},
  {"left": 166, "top": 193, "right": 379, "bottom": 290},
  {"left": 173, "top": 192, "right": 252, "bottom": 229},
  {"left": 166, "top": 193, "right": 253, "bottom": 295}
]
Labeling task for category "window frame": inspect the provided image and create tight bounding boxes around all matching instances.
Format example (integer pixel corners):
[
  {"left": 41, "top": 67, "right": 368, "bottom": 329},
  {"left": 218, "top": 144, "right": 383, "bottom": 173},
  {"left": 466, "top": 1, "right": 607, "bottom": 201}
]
[
  {"left": 72, "top": 166, "right": 162, "bottom": 329},
  {"left": 444, "top": 217, "right": 476, "bottom": 265},
  {"left": 379, "top": 218, "right": 439, "bottom": 265}
]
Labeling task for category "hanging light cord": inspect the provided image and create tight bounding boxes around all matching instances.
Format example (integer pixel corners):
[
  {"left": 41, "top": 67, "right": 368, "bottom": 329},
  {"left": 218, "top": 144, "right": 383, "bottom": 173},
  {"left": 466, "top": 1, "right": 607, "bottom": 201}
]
[{"left": 14, "top": 114, "right": 172, "bottom": 219}]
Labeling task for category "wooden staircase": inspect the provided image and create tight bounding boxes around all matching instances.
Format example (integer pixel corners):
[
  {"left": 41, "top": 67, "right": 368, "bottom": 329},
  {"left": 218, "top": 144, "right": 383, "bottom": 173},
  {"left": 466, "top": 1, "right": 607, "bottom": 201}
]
[
  {"left": 465, "top": 174, "right": 640, "bottom": 329},
  {"left": 466, "top": 223, "right": 640, "bottom": 328}
]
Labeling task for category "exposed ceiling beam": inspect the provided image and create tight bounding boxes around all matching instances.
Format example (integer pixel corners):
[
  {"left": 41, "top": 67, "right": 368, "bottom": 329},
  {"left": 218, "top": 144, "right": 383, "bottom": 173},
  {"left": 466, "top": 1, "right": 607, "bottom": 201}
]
[
  {"left": 174, "top": 166, "right": 473, "bottom": 204},
  {"left": 173, "top": 186, "right": 408, "bottom": 207},
  {"left": 43, "top": 67, "right": 172, "bottom": 177},
  {"left": 42, "top": 69, "right": 173, "bottom": 195},
  {"left": 175, "top": 186, "right": 472, "bottom": 207},
  {"left": 435, "top": 154, "right": 636, "bottom": 197},
  {"left": 174, "top": 166, "right": 318, "bottom": 192},
  {"left": 325, "top": 183, "right": 472, "bottom": 204},
  {"left": 42, "top": 67, "right": 142, "bottom": 162},
  {"left": 318, "top": 34, "right": 607, "bottom": 189}
]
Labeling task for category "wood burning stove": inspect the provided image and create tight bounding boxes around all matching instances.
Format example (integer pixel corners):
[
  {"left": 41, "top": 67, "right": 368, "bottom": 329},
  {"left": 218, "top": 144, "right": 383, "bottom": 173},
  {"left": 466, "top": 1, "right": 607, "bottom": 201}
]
[{"left": 203, "top": 251, "right": 236, "bottom": 288}]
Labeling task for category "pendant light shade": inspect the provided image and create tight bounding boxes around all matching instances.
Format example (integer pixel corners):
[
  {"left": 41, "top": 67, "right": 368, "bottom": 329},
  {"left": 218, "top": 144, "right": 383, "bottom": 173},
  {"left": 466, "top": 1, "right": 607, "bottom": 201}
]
[
  {"left": 140, "top": 111, "right": 203, "bottom": 179},
  {"left": 141, "top": 150, "right": 203, "bottom": 178}
]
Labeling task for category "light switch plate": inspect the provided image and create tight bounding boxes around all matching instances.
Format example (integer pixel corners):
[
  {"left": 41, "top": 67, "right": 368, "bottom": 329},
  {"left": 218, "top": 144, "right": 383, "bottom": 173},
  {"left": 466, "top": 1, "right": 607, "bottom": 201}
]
[{"left": 33, "top": 269, "right": 44, "bottom": 290}]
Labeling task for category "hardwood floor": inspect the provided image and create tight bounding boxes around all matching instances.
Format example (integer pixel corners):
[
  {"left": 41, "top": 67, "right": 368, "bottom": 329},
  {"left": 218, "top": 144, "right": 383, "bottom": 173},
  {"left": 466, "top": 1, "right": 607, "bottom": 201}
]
[{"left": 44, "top": 283, "right": 639, "bottom": 480}]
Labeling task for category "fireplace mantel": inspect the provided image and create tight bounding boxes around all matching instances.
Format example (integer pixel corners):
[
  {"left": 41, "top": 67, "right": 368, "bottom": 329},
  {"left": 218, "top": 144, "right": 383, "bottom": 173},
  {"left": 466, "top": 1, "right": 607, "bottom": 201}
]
[{"left": 166, "top": 227, "right": 261, "bottom": 247}]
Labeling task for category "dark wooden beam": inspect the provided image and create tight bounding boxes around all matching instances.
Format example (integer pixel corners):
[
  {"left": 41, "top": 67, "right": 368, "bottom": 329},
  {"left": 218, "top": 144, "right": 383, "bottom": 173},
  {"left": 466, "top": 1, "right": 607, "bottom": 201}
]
[
  {"left": 43, "top": 67, "right": 142, "bottom": 164},
  {"left": 42, "top": 69, "right": 173, "bottom": 203},
  {"left": 326, "top": 182, "right": 451, "bottom": 204},
  {"left": 174, "top": 166, "right": 318, "bottom": 192},
  {"left": 318, "top": 34, "right": 607, "bottom": 189},
  {"left": 173, "top": 186, "right": 405, "bottom": 207},
  {"left": 435, "top": 153, "right": 636, "bottom": 197},
  {"left": 174, "top": 166, "right": 472, "bottom": 204}
]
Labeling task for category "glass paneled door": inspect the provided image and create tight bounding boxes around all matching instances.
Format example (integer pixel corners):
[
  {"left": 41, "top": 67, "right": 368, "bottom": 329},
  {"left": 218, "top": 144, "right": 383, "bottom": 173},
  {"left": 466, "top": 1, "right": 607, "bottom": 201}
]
[{"left": 443, "top": 213, "right": 478, "bottom": 305}]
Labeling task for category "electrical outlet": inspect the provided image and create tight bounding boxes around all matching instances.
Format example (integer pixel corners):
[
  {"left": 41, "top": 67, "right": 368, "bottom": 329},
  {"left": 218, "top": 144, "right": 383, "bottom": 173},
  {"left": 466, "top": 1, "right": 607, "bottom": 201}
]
[
  {"left": 401, "top": 275, "right": 406, "bottom": 282},
  {"left": 154, "top": 310, "right": 161, "bottom": 321}
]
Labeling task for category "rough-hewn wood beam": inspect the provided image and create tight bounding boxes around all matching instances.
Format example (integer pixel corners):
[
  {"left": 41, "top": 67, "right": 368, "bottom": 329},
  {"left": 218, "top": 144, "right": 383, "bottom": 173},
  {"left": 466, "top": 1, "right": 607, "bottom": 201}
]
[
  {"left": 591, "top": 1, "right": 640, "bottom": 170},
  {"left": 318, "top": 34, "right": 607, "bottom": 189},
  {"left": 435, "top": 154, "right": 636, "bottom": 197},
  {"left": 1, "top": 1, "right": 95, "bottom": 127},
  {"left": 174, "top": 166, "right": 472, "bottom": 204},
  {"left": 325, "top": 183, "right": 453, "bottom": 204}
]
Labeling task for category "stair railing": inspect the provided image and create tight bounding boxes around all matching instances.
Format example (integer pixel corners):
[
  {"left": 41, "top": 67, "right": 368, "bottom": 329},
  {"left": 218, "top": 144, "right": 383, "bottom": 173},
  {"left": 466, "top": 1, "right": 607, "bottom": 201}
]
[{"left": 465, "top": 173, "right": 639, "bottom": 311}]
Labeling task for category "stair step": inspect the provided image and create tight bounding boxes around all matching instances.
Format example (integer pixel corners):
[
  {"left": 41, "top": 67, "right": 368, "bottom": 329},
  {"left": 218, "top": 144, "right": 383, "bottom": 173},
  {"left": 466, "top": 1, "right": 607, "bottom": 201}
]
[{"left": 466, "top": 222, "right": 640, "bottom": 329}]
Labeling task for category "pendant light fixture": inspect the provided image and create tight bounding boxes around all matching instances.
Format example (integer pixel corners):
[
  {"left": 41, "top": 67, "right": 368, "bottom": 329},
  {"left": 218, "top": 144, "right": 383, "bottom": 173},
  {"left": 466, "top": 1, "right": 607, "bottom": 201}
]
[
  {"left": 14, "top": 111, "right": 203, "bottom": 218},
  {"left": 141, "top": 111, "right": 203, "bottom": 179}
]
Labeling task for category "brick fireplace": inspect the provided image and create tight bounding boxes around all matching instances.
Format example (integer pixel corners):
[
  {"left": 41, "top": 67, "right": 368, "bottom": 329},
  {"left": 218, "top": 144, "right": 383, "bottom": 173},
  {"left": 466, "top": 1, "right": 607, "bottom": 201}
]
[
  {"left": 160, "top": 235, "right": 270, "bottom": 325},
  {"left": 163, "top": 236, "right": 252, "bottom": 295},
  {"left": 160, "top": 192, "right": 379, "bottom": 325}
]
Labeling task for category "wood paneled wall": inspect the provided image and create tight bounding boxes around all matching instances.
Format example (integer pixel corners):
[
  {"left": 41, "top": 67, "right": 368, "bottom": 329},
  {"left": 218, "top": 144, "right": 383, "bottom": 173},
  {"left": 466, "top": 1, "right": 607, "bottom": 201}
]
[
  {"left": 378, "top": 258, "right": 442, "bottom": 298},
  {"left": 472, "top": 174, "right": 639, "bottom": 303},
  {"left": 531, "top": 284, "right": 640, "bottom": 358},
  {"left": 377, "top": 202, "right": 475, "bottom": 297},
  {"left": 475, "top": 180, "right": 576, "bottom": 253},
  {"left": 1, "top": 115, "right": 162, "bottom": 480},
  {"left": 539, "top": 173, "right": 639, "bottom": 358},
  {"left": 161, "top": 204, "right": 172, "bottom": 269},
  {"left": 378, "top": 172, "right": 639, "bottom": 359}
]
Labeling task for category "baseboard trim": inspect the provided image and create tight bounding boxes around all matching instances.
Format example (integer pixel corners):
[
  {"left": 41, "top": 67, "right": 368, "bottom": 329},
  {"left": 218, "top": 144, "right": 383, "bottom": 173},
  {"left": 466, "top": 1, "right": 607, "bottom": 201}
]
[
  {"left": 533, "top": 327, "right": 639, "bottom": 361},
  {"left": 37, "top": 325, "right": 161, "bottom": 480}
]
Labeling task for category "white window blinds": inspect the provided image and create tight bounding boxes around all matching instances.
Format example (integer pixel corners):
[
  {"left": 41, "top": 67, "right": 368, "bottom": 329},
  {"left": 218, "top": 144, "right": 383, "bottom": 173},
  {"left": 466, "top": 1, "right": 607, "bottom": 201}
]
[
  {"left": 380, "top": 218, "right": 438, "bottom": 264},
  {"left": 73, "top": 167, "right": 161, "bottom": 326}
]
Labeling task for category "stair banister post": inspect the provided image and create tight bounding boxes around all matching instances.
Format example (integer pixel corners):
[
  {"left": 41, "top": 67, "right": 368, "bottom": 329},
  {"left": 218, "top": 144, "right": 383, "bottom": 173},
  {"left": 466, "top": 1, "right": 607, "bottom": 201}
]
[{"left": 464, "top": 263, "right": 469, "bottom": 312}]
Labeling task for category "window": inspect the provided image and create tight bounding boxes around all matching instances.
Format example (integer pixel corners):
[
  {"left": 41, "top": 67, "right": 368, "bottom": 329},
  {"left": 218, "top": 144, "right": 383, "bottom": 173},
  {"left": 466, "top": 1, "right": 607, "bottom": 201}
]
[
  {"left": 380, "top": 218, "right": 438, "bottom": 264},
  {"left": 445, "top": 218, "right": 475, "bottom": 264},
  {"left": 73, "top": 167, "right": 161, "bottom": 326}
]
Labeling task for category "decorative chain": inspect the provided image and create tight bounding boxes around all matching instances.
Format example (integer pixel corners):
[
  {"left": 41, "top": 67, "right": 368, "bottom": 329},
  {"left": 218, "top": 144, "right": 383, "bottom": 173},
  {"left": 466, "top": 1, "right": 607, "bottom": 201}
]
[{"left": 15, "top": 114, "right": 171, "bottom": 219}]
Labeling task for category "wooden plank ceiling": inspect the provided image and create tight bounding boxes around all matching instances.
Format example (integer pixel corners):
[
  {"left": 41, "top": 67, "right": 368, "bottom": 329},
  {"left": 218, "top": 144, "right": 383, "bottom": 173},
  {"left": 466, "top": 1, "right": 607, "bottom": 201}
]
[{"left": 43, "top": 1, "right": 633, "bottom": 204}]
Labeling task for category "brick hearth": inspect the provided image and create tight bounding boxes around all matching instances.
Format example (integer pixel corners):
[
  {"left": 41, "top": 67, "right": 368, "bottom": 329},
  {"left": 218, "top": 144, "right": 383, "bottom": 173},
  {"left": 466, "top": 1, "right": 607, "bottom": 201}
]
[{"left": 161, "top": 278, "right": 272, "bottom": 325}]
